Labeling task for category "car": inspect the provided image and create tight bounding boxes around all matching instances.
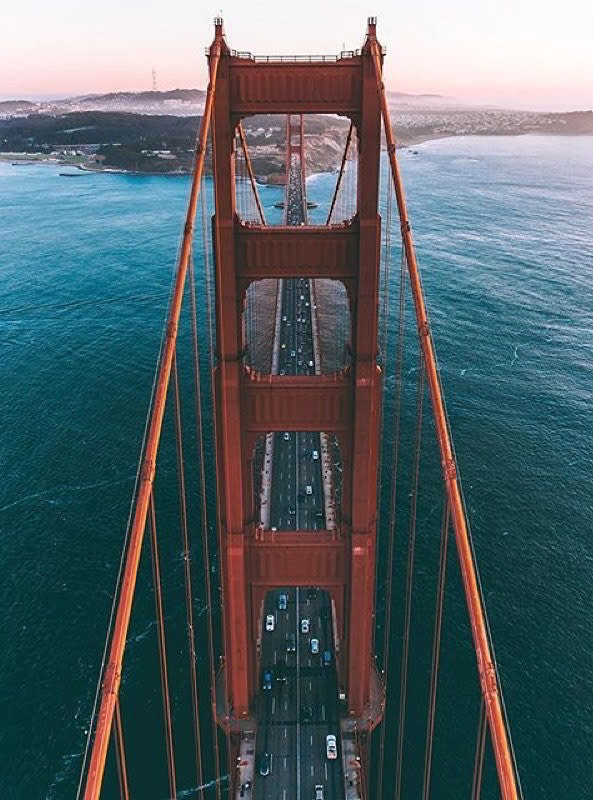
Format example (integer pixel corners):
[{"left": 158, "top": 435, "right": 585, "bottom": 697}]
[
  {"left": 315, "top": 786, "right": 324, "bottom": 800},
  {"left": 283, "top": 432, "right": 290, "bottom": 441},
  {"left": 310, "top": 637, "right": 320, "bottom": 654},
  {"left": 301, "top": 618, "right": 310, "bottom": 634},
  {"left": 305, "top": 485, "right": 313, "bottom": 496},
  {"left": 290, "top": 349, "right": 296, "bottom": 357},
  {"left": 262, "top": 669, "right": 273, "bottom": 690},
  {"left": 286, "top": 633, "right": 296, "bottom": 652},
  {"left": 288, "top": 508, "right": 296, "bottom": 515},
  {"left": 338, "top": 687, "right": 346, "bottom": 702},
  {"left": 258, "top": 753, "right": 271, "bottom": 776},
  {"left": 265, "top": 613, "right": 275, "bottom": 632},
  {"left": 312, "top": 450, "right": 319, "bottom": 460},
  {"left": 326, "top": 734, "right": 338, "bottom": 760},
  {"left": 281, "top": 342, "right": 286, "bottom": 349},
  {"left": 278, "top": 593, "right": 287, "bottom": 610},
  {"left": 275, "top": 659, "right": 287, "bottom": 682},
  {"left": 279, "top": 369, "right": 285, "bottom": 376},
  {"left": 282, "top": 315, "right": 287, "bottom": 322},
  {"left": 322, "top": 650, "right": 332, "bottom": 667},
  {"left": 308, "top": 360, "right": 314, "bottom": 368},
  {"left": 300, "top": 704, "right": 313, "bottom": 723}
]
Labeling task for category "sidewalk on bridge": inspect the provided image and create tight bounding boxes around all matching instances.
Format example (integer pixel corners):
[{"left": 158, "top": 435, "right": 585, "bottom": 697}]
[
  {"left": 340, "top": 722, "right": 363, "bottom": 800},
  {"left": 234, "top": 727, "right": 256, "bottom": 799}
]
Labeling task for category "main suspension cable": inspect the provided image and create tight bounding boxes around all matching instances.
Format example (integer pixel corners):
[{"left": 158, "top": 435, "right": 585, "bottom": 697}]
[
  {"left": 238, "top": 123, "right": 266, "bottom": 224},
  {"left": 370, "top": 38, "right": 520, "bottom": 800},
  {"left": 326, "top": 121, "right": 353, "bottom": 224},
  {"left": 80, "top": 33, "right": 222, "bottom": 800}
]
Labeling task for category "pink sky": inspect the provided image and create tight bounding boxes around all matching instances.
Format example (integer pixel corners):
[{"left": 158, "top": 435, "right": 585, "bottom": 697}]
[{"left": 2, "top": 1, "right": 592, "bottom": 110}]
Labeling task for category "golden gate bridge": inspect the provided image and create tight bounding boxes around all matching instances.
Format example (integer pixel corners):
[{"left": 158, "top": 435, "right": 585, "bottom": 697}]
[{"left": 76, "top": 18, "right": 523, "bottom": 800}]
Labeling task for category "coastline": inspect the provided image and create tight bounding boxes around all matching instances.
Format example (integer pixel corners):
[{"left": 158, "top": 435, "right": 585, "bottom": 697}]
[{"left": 2, "top": 130, "right": 591, "bottom": 177}]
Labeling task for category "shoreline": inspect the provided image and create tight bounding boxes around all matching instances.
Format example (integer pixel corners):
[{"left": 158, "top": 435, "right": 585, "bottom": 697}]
[{"left": 2, "top": 130, "right": 591, "bottom": 177}]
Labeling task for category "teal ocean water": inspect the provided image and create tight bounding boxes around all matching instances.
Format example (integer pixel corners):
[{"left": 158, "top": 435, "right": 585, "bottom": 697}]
[{"left": 1, "top": 135, "right": 592, "bottom": 798}]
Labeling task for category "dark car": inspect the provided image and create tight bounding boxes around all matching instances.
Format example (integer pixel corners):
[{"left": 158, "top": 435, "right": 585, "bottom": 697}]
[
  {"left": 300, "top": 704, "right": 313, "bottom": 723},
  {"left": 258, "top": 752, "right": 271, "bottom": 776},
  {"left": 262, "top": 669, "right": 273, "bottom": 690},
  {"left": 276, "top": 658, "right": 287, "bottom": 682}
]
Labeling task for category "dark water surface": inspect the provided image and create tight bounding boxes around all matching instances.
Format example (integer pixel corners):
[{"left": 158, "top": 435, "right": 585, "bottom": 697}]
[{"left": 1, "top": 135, "right": 592, "bottom": 798}]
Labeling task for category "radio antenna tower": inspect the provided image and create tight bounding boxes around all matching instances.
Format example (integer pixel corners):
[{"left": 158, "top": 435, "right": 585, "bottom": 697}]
[{"left": 152, "top": 68, "right": 157, "bottom": 91}]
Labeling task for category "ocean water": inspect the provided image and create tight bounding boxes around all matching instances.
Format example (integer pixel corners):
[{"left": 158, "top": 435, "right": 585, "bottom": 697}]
[{"left": 1, "top": 134, "right": 592, "bottom": 798}]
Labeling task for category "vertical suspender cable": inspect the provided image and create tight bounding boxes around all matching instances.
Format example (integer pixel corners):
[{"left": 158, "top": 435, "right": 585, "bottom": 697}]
[
  {"left": 172, "top": 349, "right": 205, "bottom": 797},
  {"left": 326, "top": 122, "right": 353, "bottom": 224},
  {"left": 113, "top": 698, "right": 129, "bottom": 800},
  {"left": 394, "top": 353, "right": 425, "bottom": 800},
  {"left": 369, "top": 39, "right": 520, "bottom": 800},
  {"left": 148, "top": 492, "right": 177, "bottom": 799},
  {"left": 238, "top": 123, "right": 266, "bottom": 225},
  {"left": 471, "top": 699, "right": 488, "bottom": 799},
  {"left": 422, "top": 496, "right": 450, "bottom": 800},
  {"left": 189, "top": 249, "right": 223, "bottom": 800},
  {"left": 376, "top": 246, "right": 407, "bottom": 800},
  {"left": 81, "top": 35, "right": 222, "bottom": 800}
]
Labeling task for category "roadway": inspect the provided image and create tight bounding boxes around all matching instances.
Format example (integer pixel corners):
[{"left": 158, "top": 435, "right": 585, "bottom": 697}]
[
  {"left": 268, "top": 152, "right": 326, "bottom": 532},
  {"left": 252, "top": 152, "right": 344, "bottom": 799},
  {"left": 254, "top": 588, "right": 344, "bottom": 800}
]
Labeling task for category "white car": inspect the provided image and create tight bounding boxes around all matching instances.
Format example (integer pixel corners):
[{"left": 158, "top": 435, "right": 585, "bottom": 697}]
[
  {"left": 305, "top": 485, "right": 313, "bottom": 496},
  {"left": 315, "top": 786, "right": 324, "bottom": 800},
  {"left": 265, "top": 614, "right": 275, "bottom": 632},
  {"left": 312, "top": 450, "right": 319, "bottom": 460},
  {"left": 326, "top": 734, "right": 338, "bottom": 760},
  {"left": 301, "top": 618, "right": 310, "bottom": 634},
  {"left": 283, "top": 432, "right": 290, "bottom": 441},
  {"left": 310, "top": 637, "right": 320, "bottom": 654}
]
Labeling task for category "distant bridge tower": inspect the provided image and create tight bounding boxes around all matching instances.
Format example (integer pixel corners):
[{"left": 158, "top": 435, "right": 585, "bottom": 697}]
[
  {"left": 210, "top": 17, "right": 384, "bottom": 725},
  {"left": 152, "top": 68, "right": 157, "bottom": 91}
]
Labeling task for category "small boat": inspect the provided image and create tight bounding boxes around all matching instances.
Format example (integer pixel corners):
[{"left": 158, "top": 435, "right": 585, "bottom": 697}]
[
  {"left": 306, "top": 200, "right": 318, "bottom": 209},
  {"left": 274, "top": 201, "right": 285, "bottom": 209}
]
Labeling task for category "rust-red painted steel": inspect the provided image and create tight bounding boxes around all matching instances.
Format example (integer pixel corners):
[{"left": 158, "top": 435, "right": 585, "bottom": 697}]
[
  {"left": 81, "top": 34, "right": 222, "bottom": 800},
  {"left": 370, "top": 41, "right": 520, "bottom": 800},
  {"left": 212, "top": 20, "right": 384, "bottom": 720}
]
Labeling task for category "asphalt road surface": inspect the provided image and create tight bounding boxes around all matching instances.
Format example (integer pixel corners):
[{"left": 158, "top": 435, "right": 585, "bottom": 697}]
[
  {"left": 268, "top": 153, "right": 326, "bottom": 532},
  {"left": 253, "top": 154, "right": 343, "bottom": 799},
  {"left": 254, "top": 588, "right": 344, "bottom": 800}
]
